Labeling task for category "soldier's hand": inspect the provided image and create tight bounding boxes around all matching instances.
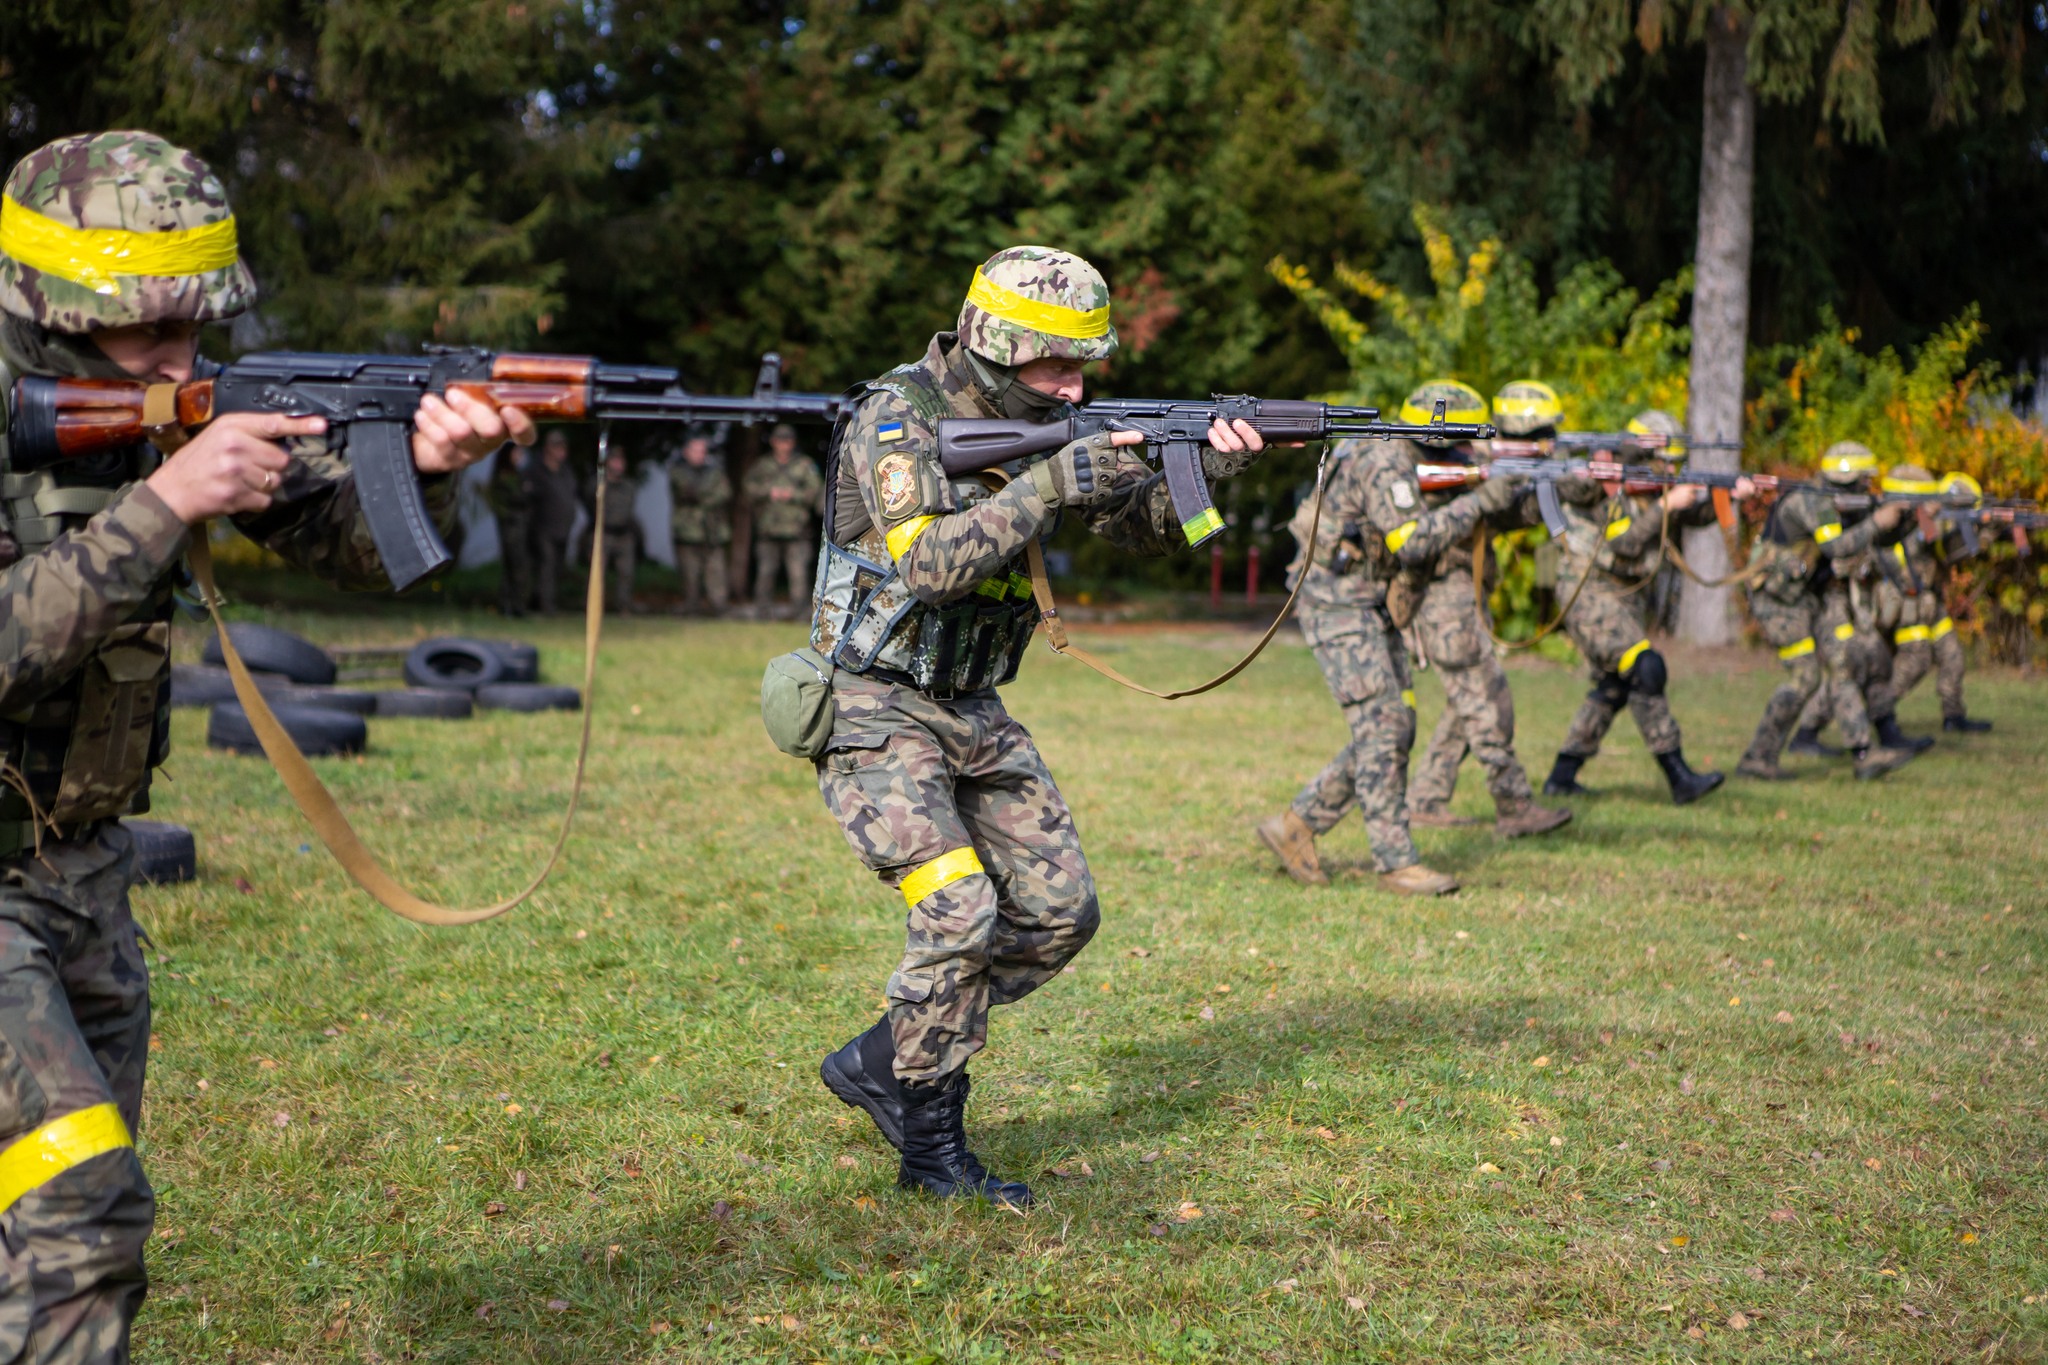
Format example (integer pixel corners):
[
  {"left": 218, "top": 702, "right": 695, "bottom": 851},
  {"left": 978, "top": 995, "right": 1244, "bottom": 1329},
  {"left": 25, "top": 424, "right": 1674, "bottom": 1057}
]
[
  {"left": 147, "top": 412, "right": 325, "bottom": 524},
  {"left": 1664, "top": 483, "right": 1703, "bottom": 511},
  {"left": 1200, "top": 417, "right": 1269, "bottom": 480},
  {"left": 1028, "top": 432, "right": 1121, "bottom": 509},
  {"left": 1471, "top": 472, "right": 1525, "bottom": 515},
  {"left": 412, "top": 390, "right": 539, "bottom": 475},
  {"left": 1872, "top": 501, "right": 1907, "bottom": 530}
]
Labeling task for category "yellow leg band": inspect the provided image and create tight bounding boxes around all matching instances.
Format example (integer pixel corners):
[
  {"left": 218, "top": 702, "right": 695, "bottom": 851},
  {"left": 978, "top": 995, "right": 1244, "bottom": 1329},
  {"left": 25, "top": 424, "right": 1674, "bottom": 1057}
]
[
  {"left": 885, "top": 514, "right": 938, "bottom": 562},
  {"left": 1931, "top": 616, "right": 1954, "bottom": 639},
  {"left": 1400, "top": 689, "right": 1416, "bottom": 708},
  {"left": 1894, "top": 625, "right": 1930, "bottom": 645},
  {"left": 1777, "top": 637, "right": 1816, "bottom": 661},
  {"left": 1604, "top": 516, "right": 1633, "bottom": 541},
  {"left": 1617, "top": 639, "right": 1652, "bottom": 674},
  {"left": 0, "top": 1103, "right": 132, "bottom": 1214},
  {"left": 899, "top": 846, "right": 985, "bottom": 907},
  {"left": 1833, "top": 622, "right": 1856, "bottom": 641},
  {"left": 1384, "top": 521, "right": 1418, "bottom": 554}
]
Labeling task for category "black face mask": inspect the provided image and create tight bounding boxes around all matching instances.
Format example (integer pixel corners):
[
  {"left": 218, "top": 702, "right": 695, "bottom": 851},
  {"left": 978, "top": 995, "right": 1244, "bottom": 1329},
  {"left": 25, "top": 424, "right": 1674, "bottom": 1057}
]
[{"left": 968, "top": 352, "right": 1071, "bottom": 422}]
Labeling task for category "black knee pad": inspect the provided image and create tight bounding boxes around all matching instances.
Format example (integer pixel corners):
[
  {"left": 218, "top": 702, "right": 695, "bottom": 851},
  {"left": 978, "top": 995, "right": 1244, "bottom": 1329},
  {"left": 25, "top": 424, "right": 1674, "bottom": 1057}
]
[
  {"left": 1627, "top": 648, "right": 1668, "bottom": 697},
  {"left": 1590, "top": 670, "right": 1630, "bottom": 709}
]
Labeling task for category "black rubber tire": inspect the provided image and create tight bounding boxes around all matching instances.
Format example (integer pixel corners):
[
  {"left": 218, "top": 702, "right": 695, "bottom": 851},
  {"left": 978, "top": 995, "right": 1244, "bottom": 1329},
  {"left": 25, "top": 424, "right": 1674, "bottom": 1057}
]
[
  {"left": 201, "top": 623, "right": 337, "bottom": 685},
  {"left": 207, "top": 701, "right": 367, "bottom": 757},
  {"left": 402, "top": 638, "right": 507, "bottom": 692},
  {"left": 477, "top": 640, "right": 540, "bottom": 683},
  {"left": 474, "top": 683, "right": 582, "bottom": 713},
  {"left": 259, "top": 685, "right": 378, "bottom": 715},
  {"left": 170, "top": 663, "right": 240, "bottom": 709},
  {"left": 371, "top": 688, "right": 475, "bottom": 719},
  {"left": 123, "top": 819, "right": 198, "bottom": 886}
]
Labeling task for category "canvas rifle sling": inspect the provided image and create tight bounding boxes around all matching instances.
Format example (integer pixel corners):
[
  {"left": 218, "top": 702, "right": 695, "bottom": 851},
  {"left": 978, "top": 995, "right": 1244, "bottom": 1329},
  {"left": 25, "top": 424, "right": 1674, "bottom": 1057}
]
[{"left": 184, "top": 452, "right": 608, "bottom": 927}]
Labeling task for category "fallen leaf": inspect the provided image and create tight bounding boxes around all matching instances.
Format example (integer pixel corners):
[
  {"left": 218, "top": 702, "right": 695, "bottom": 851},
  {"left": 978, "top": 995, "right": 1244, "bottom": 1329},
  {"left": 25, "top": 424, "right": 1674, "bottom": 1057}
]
[
  {"left": 1679, "top": 1076, "right": 1696, "bottom": 1096},
  {"left": 1198, "top": 1005, "right": 1215, "bottom": 1021},
  {"left": 484, "top": 1201, "right": 507, "bottom": 1217},
  {"left": 1141, "top": 1150, "right": 1162, "bottom": 1164},
  {"left": 1864, "top": 1157, "right": 1883, "bottom": 1171},
  {"left": 1344, "top": 1296, "right": 1366, "bottom": 1311},
  {"left": 1313, "top": 1127, "right": 1336, "bottom": 1141},
  {"left": 1476, "top": 1162, "right": 1502, "bottom": 1174},
  {"left": 649, "top": 1321, "right": 671, "bottom": 1335},
  {"left": 852, "top": 1195, "right": 878, "bottom": 1212},
  {"left": 1214, "top": 984, "right": 1231, "bottom": 994},
  {"left": 1172, "top": 1201, "right": 1203, "bottom": 1222},
  {"left": 709, "top": 1200, "right": 733, "bottom": 1223},
  {"left": 1049, "top": 1161, "right": 1094, "bottom": 1180},
  {"left": 514, "top": 1170, "right": 528, "bottom": 1191},
  {"left": 1774, "top": 1011, "right": 1795, "bottom": 1024},
  {"left": 257, "top": 1058, "right": 279, "bottom": 1071},
  {"left": 835, "top": 1154, "right": 860, "bottom": 1170},
  {"left": 1670, "top": 1235, "right": 1690, "bottom": 1247},
  {"left": 1147, "top": 1223, "right": 1169, "bottom": 1237},
  {"left": 779, "top": 1314, "right": 801, "bottom": 1332},
  {"left": 1687, "top": 1326, "right": 1706, "bottom": 1340},
  {"left": 271, "top": 1111, "right": 290, "bottom": 1127},
  {"left": 1128, "top": 947, "right": 1150, "bottom": 958},
  {"left": 1651, "top": 1159, "right": 1672, "bottom": 1172},
  {"left": 1274, "top": 1278, "right": 1299, "bottom": 1294},
  {"left": 1550, "top": 1136, "right": 1564, "bottom": 1148},
  {"left": 503, "top": 1103, "right": 523, "bottom": 1115},
  {"left": 1959, "top": 1232, "right": 1978, "bottom": 1244},
  {"left": 1532, "top": 1056, "right": 1552, "bottom": 1068},
  {"left": 574, "top": 930, "right": 588, "bottom": 940},
  {"left": 323, "top": 1027, "right": 340, "bottom": 1037},
  {"left": 1728, "top": 1311, "right": 1749, "bottom": 1330},
  {"left": 233, "top": 877, "right": 255, "bottom": 894},
  {"left": 475, "top": 1302, "right": 496, "bottom": 1321},
  {"left": 1902, "top": 1303, "right": 1926, "bottom": 1319},
  {"left": 1729, "top": 996, "right": 1741, "bottom": 1006},
  {"left": 1768, "top": 1209, "right": 1795, "bottom": 1223},
  {"left": 1392, "top": 1097, "right": 1410, "bottom": 1114},
  {"left": 546, "top": 1299, "right": 570, "bottom": 1313}
]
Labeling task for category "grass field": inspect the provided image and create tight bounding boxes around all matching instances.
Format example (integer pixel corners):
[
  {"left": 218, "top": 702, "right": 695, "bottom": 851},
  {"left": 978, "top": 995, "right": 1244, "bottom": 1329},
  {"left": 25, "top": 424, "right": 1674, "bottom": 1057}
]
[{"left": 133, "top": 608, "right": 2047, "bottom": 1363}]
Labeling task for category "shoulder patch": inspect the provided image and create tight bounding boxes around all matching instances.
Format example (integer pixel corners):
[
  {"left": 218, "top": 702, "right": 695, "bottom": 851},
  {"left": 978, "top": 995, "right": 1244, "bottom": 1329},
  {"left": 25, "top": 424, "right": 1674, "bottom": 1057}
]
[
  {"left": 875, "top": 450, "right": 918, "bottom": 518},
  {"left": 877, "top": 421, "right": 906, "bottom": 444},
  {"left": 1391, "top": 481, "right": 1417, "bottom": 510}
]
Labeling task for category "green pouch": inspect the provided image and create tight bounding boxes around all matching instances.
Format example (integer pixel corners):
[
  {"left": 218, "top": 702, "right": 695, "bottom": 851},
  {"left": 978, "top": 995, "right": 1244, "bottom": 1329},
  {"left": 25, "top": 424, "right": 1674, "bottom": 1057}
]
[{"left": 760, "top": 647, "right": 836, "bottom": 759}]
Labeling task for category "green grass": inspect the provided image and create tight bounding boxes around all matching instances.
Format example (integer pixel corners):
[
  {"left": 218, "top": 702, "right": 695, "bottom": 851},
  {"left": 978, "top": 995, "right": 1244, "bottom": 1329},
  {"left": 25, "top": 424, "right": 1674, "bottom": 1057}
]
[{"left": 135, "top": 610, "right": 2047, "bottom": 1362}]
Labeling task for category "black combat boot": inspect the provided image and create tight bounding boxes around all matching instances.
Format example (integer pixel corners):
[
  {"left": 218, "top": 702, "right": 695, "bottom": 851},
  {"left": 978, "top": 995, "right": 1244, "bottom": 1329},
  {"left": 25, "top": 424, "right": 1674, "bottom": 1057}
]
[
  {"left": 820, "top": 1016, "right": 905, "bottom": 1150},
  {"left": 897, "top": 1072, "right": 1033, "bottom": 1208},
  {"left": 1542, "top": 753, "right": 1596, "bottom": 797},
  {"left": 1654, "top": 749, "right": 1725, "bottom": 806},
  {"left": 1786, "top": 725, "right": 1842, "bottom": 758},
  {"left": 1873, "top": 713, "right": 1936, "bottom": 754},
  {"left": 1942, "top": 712, "right": 1992, "bottom": 733}
]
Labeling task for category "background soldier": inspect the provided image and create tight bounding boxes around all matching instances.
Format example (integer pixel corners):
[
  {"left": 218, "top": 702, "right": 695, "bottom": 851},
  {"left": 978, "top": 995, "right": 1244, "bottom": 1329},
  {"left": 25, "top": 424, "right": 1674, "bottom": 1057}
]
[
  {"left": 529, "top": 429, "right": 579, "bottom": 614},
  {"left": 1403, "top": 381, "right": 1570, "bottom": 837},
  {"left": 1255, "top": 393, "right": 1533, "bottom": 897},
  {"left": 585, "top": 447, "right": 640, "bottom": 614},
  {"left": 0, "top": 131, "right": 530, "bottom": 1360},
  {"left": 1866, "top": 464, "right": 1991, "bottom": 734},
  {"left": 811, "top": 246, "right": 1267, "bottom": 1208},
  {"left": 1736, "top": 441, "right": 1917, "bottom": 781},
  {"left": 669, "top": 430, "right": 732, "bottom": 614},
  {"left": 1540, "top": 409, "right": 1746, "bottom": 804},
  {"left": 488, "top": 441, "right": 535, "bottom": 617},
  {"left": 744, "top": 423, "right": 823, "bottom": 615}
]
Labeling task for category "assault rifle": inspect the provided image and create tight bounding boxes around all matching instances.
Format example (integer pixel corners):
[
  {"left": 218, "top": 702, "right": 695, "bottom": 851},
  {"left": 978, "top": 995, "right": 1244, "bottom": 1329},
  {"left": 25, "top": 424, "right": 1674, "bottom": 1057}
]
[
  {"left": 10, "top": 350, "right": 843, "bottom": 590},
  {"left": 937, "top": 398, "right": 1496, "bottom": 548}
]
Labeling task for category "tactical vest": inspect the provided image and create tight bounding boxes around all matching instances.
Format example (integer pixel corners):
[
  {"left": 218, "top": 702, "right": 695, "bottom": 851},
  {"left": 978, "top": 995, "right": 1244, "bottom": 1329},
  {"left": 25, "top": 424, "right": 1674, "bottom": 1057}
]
[
  {"left": 0, "top": 353, "right": 175, "bottom": 857},
  {"left": 810, "top": 364, "right": 1040, "bottom": 699}
]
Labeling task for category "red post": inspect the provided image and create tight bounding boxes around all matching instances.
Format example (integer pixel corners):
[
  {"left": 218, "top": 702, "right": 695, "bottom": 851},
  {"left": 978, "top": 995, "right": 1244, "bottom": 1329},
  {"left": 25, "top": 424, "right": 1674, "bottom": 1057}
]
[
  {"left": 1245, "top": 544, "right": 1261, "bottom": 602},
  {"left": 1209, "top": 541, "right": 1224, "bottom": 610}
]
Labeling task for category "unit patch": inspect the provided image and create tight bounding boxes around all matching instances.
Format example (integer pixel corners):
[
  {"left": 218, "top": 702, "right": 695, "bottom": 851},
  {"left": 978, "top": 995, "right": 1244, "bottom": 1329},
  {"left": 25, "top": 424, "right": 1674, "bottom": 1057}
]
[
  {"left": 1391, "top": 481, "right": 1417, "bottom": 510},
  {"left": 876, "top": 451, "right": 918, "bottom": 517}
]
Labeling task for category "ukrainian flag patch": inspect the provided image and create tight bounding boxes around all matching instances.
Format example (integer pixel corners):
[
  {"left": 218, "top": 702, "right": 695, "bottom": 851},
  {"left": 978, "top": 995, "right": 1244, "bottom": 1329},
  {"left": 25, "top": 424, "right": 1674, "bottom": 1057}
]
[{"left": 877, "top": 421, "right": 906, "bottom": 443}]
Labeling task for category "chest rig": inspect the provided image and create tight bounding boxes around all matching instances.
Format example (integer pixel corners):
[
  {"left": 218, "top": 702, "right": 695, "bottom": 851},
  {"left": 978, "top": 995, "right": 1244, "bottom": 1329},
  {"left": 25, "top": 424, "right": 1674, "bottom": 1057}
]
[
  {"left": 810, "top": 362, "right": 1040, "bottom": 699},
  {"left": 0, "top": 354, "right": 175, "bottom": 852}
]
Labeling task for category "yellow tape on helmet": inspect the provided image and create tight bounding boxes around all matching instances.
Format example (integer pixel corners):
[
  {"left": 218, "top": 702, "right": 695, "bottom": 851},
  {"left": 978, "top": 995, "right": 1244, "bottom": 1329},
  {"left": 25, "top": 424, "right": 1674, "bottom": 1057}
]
[
  {"left": 0, "top": 195, "right": 239, "bottom": 297},
  {"left": 965, "top": 267, "right": 1111, "bottom": 340}
]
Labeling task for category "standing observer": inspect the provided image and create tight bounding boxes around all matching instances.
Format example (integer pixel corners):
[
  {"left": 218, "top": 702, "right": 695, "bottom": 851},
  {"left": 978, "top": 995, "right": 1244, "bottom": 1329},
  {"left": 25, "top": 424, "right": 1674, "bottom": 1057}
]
[
  {"left": 0, "top": 131, "right": 532, "bottom": 1361},
  {"left": 669, "top": 430, "right": 732, "bottom": 614},
  {"left": 488, "top": 441, "right": 536, "bottom": 617},
  {"left": 585, "top": 446, "right": 640, "bottom": 614},
  {"left": 744, "top": 422, "right": 823, "bottom": 615},
  {"left": 808, "top": 247, "right": 1267, "bottom": 1207},
  {"left": 528, "top": 429, "right": 579, "bottom": 615}
]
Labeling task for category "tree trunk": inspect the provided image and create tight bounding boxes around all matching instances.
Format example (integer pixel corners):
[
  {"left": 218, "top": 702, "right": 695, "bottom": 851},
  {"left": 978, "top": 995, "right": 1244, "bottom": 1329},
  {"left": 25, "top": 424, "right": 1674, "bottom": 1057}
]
[{"left": 1677, "top": 6, "right": 1756, "bottom": 645}]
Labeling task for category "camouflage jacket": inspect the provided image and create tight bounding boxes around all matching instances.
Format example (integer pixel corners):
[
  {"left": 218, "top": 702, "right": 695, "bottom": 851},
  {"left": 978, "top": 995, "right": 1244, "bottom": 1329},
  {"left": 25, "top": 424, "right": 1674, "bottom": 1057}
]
[
  {"left": 586, "top": 469, "right": 639, "bottom": 534},
  {"left": 744, "top": 454, "right": 823, "bottom": 540},
  {"left": 1554, "top": 478, "right": 1718, "bottom": 583},
  {"left": 1289, "top": 438, "right": 1490, "bottom": 612},
  {"left": 669, "top": 459, "right": 733, "bottom": 544},
  {"left": 486, "top": 449, "right": 535, "bottom": 521},
  {"left": 528, "top": 459, "right": 580, "bottom": 539},
  {"left": 1750, "top": 485, "right": 1903, "bottom": 604}
]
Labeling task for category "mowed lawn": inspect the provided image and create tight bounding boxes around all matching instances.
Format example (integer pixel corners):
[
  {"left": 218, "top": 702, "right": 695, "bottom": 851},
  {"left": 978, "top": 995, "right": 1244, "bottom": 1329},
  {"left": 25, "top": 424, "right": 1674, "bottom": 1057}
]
[{"left": 134, "top": 609, "right": 2046, "bottom": 1363}]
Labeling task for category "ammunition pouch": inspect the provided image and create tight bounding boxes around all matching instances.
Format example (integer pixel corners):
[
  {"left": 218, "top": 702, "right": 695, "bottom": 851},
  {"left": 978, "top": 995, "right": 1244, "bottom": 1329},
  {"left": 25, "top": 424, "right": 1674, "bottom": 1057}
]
[
  {"left": 1384, "top": 568, "right": 1426, "bottom": 630},
  {"left": 810, "top": 535, "right": 1038, "bottom": 700}
]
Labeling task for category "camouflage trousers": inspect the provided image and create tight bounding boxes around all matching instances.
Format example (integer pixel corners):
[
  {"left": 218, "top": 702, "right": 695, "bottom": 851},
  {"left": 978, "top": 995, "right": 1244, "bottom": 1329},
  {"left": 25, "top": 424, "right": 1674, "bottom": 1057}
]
[
  {"left": 1557, "top": 575, "right": 1682, "bottom": 757},
  {"left": 673, "top": 542, "right": 729, "bottom": 614},
  {"left": 1872, "top": 627, "right": 1966, "bottom": 720},
  {"left": 1743, "top": 586, "right": 1872, "bottom": 762},
  {"left": 754, "top": 536, "right": 812, "bottom": 610},
  {"left": 1405, "top": 577, "right": 1534, "bottom": 814},
  {"left": 495, "top": 512, "right": 532, "bottom": 617},
  {"left": 1288, "top": 604, "right": 1420, "bottom": 873},
  {"left": 816, "top": 673, "right": 1099, "bottom": 1085},
  {"left": 0, "top": 824, "right": 154, "bottom": 1365}
]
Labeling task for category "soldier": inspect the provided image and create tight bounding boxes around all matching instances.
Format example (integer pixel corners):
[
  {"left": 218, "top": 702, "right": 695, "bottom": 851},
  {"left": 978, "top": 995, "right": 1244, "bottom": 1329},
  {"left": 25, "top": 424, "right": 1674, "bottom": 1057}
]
[
  {"left": 528, "top": 429, "right": 579, "bottom": 614},
  {"left": 1539, "top": 409, "right": 1748, "bottom": 804},
  {"left": 1865, "top": 465, "right": 1992, "bottom": 735},
  {"left": 585, "top": 447, "right": 640, "bottom": 614},
  {"left": 487, "top": 441, "right": 535, "bottom": 617},
  {"left": 0, "top": 131, "right": 531, "bottom": 1360},
  {"left": 811, "top": 246, "right": 1268, "bottom": 1207},
  {"left": 1402, "top": 381, "right": 1570, "bottom": 836},
  {"left": 1735, "top": 441, "right": 1918, "bottom": 782},
  {"left": 669, "top": 430, "right": 732, "bottom": 614},
  {"left": 744, "top": 423, "right": 824, "bottom": 614},
  {"left": 1254, "top": 384, "right": 1536, "bottom": 896}
]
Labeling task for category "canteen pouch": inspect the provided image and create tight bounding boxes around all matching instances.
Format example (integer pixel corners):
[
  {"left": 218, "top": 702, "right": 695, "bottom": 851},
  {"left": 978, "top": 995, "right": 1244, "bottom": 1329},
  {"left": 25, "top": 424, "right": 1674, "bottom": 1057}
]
[
  {"left": 53, "top": 620, "right": 170, "bottom": 825},
  {"left": 761, "top": 647, "right": 836, "bottom": 759}
]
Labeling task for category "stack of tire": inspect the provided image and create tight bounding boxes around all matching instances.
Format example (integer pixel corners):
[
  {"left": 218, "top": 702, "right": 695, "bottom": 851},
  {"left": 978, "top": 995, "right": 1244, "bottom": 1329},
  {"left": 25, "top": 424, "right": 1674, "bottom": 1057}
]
[
  {"left": 403, "top": 637, "right": 579, "bottom": 713},
  {"left": 185, "top": 624, "right": 372, "bottom": 758}
]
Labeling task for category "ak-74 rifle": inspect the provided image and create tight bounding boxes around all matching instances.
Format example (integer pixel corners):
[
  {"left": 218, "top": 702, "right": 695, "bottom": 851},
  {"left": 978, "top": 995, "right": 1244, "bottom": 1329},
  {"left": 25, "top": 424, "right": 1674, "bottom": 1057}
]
[
  {"left": 10, "top": 349, "right": 843, "bottom": 590},
  {"left": 937, "top": 397, "right": 1496, "bottom": 548}
]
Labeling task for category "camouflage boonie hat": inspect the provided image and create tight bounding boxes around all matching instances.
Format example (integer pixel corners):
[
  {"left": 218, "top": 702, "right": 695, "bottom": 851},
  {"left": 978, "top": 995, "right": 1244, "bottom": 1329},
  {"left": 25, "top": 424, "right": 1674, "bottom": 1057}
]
[
  {"left": 0, "top": 131, "right": 255, "bottom": 331},
  {"left": 1491, "top": 380, "right": 1563, "bottom": 436},
  {"left": 1627, "top": 408, "right": 1686, "bottom": 460},
  {"left": 1819, "top": 440, "right": 1878, "bottom": 485},
  {"left": 958, "top": 246, "right": 1118, "bottom": 367}
]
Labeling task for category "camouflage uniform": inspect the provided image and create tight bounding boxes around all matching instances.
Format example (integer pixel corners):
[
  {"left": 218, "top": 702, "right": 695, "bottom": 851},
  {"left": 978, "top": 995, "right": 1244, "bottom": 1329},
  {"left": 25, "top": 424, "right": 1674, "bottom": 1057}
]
[
  {"left": 584, "top": 465, "right": 639, "bottom": 614},
  {"left": 1867, "top": 523, "right": 1970, "bottom": 724},
  {"left": 668, "top": 453, "right": 731, "bottom": 613},
  {"left": 0, "top": 132, "right": 460, "bottom": 1361},
  {"left": 1282, "top": 440, "right": 1503, "bottom": 872},
  {"left": 487, "top": 447, "right": 535, "bottom": 616},
  {"left": 744, "top": 451, "right": 823, "bottom": 610},
  {"left": 527, "top": 455, "right": 579, "bottom": 615},
  {"left": 814, "top": 329, "right": 1184, "bottom": 1084}
]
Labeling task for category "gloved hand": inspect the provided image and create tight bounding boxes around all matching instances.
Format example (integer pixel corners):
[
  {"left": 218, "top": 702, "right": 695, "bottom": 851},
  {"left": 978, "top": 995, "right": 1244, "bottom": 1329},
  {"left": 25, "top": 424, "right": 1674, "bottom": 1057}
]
[
  {"left": 1872, "top": 500, "right": 1906, "bottom": 530},
  {"left": 1471, "top": 472, "right": 1526, "bottom": 516},
  {"left": 1027, "top": 432, "right": 1120, "bottom": 509}
]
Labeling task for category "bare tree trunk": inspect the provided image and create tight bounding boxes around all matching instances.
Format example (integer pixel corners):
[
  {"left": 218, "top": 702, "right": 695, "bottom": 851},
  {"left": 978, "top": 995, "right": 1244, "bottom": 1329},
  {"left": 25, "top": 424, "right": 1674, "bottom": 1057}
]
[{"left": 1677, "top": 6, "right": 1755, "bottom": 645}]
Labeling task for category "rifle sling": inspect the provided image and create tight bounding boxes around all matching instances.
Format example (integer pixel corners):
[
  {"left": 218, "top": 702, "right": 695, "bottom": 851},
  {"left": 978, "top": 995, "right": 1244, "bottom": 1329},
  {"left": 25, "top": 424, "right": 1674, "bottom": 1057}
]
[
  {"left": 1017, "top": 447, "right": 1330, "bottom": 701},
  {"left": 184, "top": 476, "right": 608, "bottom": 927}
]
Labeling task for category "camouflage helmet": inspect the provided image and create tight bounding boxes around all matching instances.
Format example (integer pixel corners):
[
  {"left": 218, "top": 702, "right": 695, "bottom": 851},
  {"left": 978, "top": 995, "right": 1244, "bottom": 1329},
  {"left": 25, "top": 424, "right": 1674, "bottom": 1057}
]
[
  {"left": 1397, "top": 379, "right": 1486, "bottom": 449},
  {"left": 958, "top": 246, "right": 1118, "bottom": 367},
  {"left": 1627, "top": 408, "right": 1687, "bottom": 460},
  {"left": 1819, "top": 440, "right": 1879, "bottom": 486},
  {"left": 1491, "top": 380, "right": 1563, "bottom": 437},
  {"left": 0, "top": 131, "right": 255, "bottom": 331},
  {"left": 1880, "top": 461, "right": 1936, "bottom": 494}
]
